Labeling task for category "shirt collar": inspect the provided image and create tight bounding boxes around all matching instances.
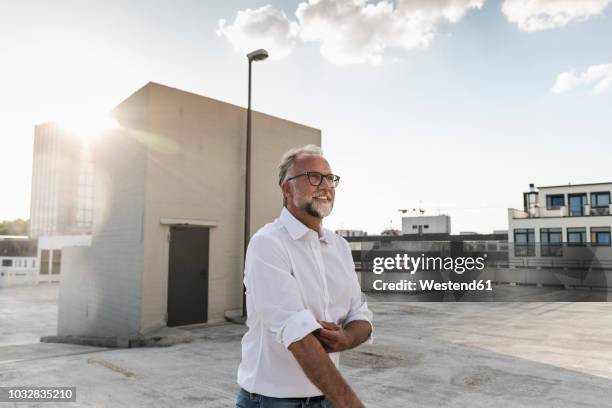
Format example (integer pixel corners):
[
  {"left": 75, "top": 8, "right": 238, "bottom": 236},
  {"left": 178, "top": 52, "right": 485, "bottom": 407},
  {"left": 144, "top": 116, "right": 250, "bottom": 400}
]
[{"left": 279, "top": 207, "right": 328, "bottom": 243}]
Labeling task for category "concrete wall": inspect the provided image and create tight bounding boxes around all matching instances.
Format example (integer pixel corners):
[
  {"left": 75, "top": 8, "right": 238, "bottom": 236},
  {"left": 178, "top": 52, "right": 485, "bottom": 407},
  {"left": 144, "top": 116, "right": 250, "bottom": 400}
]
[{"left": 57, "top": 86, "right": 149, "bottom": 340}]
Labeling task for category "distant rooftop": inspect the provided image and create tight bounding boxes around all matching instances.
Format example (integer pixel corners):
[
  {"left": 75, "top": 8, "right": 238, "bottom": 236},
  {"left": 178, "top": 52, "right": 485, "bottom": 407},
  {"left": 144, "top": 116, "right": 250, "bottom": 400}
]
[{"left": 537, "top": 182, "right": 612, "bottom": 189}]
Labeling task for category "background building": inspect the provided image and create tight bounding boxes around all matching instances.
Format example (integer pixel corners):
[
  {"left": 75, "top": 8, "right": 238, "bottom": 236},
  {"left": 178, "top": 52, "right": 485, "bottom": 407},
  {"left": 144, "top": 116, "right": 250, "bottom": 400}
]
[
  {"left": 28, "top": 121, "right": 94, "bottom": 285},
  {"left": 29, "top": 123, "right": 94, "bottom": 239},
  {"left": 402, "top": 214, "right": 451, "bottom": 235},
  {"left": 509, "top": 182, "right": 612, "bottom": 253},
  {"left": 0, "top": 236, "right": 37, "bottom": 287},
  {"left": 336, "top": 229, "right": 368, "bottom": 237},
  {"left": 56, "top": 82, "right": 320, "bottom": 343},
  {"left": 507, "top": 182, "right": 612, "bottom": 287},
  {"left": 36, "top": 235, "right": 91, "bottom": 285}
]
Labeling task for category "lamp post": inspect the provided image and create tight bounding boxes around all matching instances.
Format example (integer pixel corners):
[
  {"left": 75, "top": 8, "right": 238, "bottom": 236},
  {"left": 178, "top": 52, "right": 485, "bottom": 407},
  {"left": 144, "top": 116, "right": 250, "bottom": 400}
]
[{"left": 243, "top": 49, "right": 268, "bottom": 317}]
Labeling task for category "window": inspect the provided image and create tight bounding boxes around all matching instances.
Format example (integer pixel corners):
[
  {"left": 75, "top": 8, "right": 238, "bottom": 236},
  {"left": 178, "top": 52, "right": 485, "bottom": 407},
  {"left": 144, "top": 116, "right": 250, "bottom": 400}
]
[
  {"left": 546, "top": 195, "right": 565, "bottom": 210},
  {"left": 2, "top": 259, "right": 13, "bottom": 267},
  {"left": 591, "top": 227, "right": 611, "bottom": 246},
  {"left": 540, "top": 228, "right": 563, "bottom": 256},
  {"left": 51, "top": 250, "right": 61, "bottom": 275},
  {"left": 40, "top": 250, "right": 50, "bottom": 275},
  {"left": 591, "top": 192, "right": 610, "bottom": 207},
  {"left": 567, "top": 227, "right": 587, "bottom": 245},
  {"left": 514, "top": 228, "right": 535, "bottom": 256},
  {"left": 568, "top": 194, "right": 587, "bottom": 216}
]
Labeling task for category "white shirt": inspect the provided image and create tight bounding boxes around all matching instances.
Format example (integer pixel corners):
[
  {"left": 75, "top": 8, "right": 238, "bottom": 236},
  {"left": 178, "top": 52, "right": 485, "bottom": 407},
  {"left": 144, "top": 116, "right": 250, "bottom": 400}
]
[{"left": 237, "top": 207, "right": 373, "bottom": 398}]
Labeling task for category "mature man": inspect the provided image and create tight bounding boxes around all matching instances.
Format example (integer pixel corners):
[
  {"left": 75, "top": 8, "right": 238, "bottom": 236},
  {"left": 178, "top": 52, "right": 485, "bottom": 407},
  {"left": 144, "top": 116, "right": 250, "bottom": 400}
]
[{"left": 236, "top": 145, "right": 373, "bottom": 408}]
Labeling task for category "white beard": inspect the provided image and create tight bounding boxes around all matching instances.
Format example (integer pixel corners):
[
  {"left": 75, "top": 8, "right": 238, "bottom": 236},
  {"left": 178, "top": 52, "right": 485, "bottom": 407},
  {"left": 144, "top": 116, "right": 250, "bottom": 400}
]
[{"left": 292, "top": 193, "right": 334, "bottom": 218}]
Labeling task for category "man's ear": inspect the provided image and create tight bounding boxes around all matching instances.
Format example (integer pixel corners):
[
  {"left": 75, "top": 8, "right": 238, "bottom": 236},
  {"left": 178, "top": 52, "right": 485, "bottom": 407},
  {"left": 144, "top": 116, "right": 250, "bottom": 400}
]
[
  {"left": 281, "top": 182, "right": 293, "bottom": 207},
  {"left": 281, "top": 182, "right": 291, "bottom": 203}
]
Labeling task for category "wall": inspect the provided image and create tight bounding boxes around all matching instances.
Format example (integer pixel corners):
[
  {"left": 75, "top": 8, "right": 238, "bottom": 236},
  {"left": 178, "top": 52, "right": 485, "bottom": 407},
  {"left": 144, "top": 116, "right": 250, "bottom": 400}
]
[{"left": 57, "top": 86, "right": 149, "bottom": 340}]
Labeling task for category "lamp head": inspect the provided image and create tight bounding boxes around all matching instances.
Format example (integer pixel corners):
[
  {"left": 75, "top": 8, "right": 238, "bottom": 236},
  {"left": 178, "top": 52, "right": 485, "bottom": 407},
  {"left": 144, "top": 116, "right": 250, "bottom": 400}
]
[{"left": 247, "top": 49, "right": 269, "bottom": 62}]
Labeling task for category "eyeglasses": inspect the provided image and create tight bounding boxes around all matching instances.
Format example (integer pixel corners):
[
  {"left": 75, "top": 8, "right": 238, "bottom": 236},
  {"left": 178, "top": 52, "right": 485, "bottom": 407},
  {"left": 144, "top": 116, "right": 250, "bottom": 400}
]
[{"left": 285, "top": 171, "right": 340, "bottom": 188}]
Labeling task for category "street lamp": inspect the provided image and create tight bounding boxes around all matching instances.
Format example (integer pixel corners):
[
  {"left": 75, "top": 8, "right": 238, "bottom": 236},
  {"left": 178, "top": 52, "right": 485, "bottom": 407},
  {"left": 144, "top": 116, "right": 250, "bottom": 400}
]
[{"left": 243, "top": 48, "right": 269, "bottom": 317}]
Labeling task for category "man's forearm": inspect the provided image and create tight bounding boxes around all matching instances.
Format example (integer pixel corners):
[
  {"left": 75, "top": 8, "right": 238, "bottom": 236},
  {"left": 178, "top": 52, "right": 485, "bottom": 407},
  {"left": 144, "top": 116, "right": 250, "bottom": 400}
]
[
  {"left": 288, "top": 333, "right": 364, "bottom": 408},
  {"left": 344, "top": 320, "right": 372, "bottom": 349}
]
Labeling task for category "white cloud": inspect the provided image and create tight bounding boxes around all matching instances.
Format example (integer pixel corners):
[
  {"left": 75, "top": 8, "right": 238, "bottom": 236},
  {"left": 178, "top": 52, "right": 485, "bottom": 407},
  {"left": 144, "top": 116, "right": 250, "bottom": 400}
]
[
  {"left": 297, "top": 0, "right": 484, "bottom": 64},
  {"left": 216, "top": 5, "right": 299, "bottom": 59},
  {"left": 502, "top": 0, "right": 612, "bottom": 32},
  {"left": 218, "top": 0, "right": 484, "bottom": 65},
  {"left": 552, "top": 63, "right": 612, "bottom": 95}
]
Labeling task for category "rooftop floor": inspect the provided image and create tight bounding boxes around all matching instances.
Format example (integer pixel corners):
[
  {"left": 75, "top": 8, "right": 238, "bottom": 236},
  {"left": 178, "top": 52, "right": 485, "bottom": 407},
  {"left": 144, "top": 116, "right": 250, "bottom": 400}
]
[{"left": 1, "top": 284, "right": 611, "bottom": 407}]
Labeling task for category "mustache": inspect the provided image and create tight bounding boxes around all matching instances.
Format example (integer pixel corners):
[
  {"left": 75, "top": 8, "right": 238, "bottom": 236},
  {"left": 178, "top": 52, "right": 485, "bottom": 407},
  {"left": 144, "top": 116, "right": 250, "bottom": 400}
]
[{"left": 312, "top": 192, "right": 333, "bottom": 200}]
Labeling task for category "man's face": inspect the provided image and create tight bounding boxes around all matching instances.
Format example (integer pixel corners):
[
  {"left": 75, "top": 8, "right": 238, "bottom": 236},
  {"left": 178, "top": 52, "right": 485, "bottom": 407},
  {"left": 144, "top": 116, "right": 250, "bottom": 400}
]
[{"left": 284, "top": 155, "right": 336, "bottom": 219}]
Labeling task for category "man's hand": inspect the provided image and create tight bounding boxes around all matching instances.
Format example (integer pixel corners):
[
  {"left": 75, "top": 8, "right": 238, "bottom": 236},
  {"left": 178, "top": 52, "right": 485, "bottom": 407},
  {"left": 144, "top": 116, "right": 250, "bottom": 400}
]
[{"left": 314, "top": 320, "right": 355, "bottom": 353}]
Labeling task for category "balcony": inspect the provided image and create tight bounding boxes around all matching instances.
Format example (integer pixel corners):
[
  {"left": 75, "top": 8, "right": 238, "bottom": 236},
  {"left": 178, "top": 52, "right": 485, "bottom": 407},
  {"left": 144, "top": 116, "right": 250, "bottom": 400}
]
[
  {"left": 591, "top": 206, "right": 610, "bottom": 216},
  {"left": 511, "top": 204, "right": 612, "bottom": 219}
]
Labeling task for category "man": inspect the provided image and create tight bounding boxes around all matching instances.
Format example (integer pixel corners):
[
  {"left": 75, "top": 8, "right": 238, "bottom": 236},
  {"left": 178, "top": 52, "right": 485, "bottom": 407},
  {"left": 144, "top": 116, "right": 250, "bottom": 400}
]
[{"left": 236, "top": 145, "right": 373, "bottom": 408}]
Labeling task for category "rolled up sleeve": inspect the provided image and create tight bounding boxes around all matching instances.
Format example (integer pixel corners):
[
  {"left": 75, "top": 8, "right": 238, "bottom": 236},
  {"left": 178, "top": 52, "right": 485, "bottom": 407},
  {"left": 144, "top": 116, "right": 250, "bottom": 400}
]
[{"left": 245, "top": 234, "right": 322, "bottom": 348}]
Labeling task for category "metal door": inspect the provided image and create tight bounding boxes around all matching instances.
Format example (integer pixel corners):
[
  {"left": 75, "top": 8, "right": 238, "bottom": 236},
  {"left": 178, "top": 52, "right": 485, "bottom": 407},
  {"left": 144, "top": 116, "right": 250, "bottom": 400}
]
[{"left": 167, "top": 226, "right": 209, "bottom": 326}]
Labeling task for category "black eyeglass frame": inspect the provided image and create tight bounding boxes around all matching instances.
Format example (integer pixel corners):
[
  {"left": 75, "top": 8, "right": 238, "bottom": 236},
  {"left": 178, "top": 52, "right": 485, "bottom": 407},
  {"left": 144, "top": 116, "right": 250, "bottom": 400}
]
[{"left": 284, "top": 171, "right": 340, "bottom": 187}]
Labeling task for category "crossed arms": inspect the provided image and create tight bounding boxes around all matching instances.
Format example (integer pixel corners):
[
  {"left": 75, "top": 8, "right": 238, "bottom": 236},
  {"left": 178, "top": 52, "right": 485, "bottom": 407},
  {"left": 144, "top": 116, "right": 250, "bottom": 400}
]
[{"left": 289, "top": 319, "right": 372, "bottom": 408}]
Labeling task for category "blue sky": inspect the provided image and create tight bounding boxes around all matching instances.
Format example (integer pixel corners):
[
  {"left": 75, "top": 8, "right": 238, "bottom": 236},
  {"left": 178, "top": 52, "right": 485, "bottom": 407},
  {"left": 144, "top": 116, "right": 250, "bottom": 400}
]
[{"left": 1, "top": 0, "right": 611, "bottom": 234}]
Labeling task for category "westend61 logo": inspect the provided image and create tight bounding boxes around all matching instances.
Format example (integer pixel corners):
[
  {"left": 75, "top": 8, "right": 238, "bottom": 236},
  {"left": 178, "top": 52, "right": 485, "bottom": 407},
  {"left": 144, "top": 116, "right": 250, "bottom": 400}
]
[{"left": 372, "top": 253, "right": 487, "bottom": 275}]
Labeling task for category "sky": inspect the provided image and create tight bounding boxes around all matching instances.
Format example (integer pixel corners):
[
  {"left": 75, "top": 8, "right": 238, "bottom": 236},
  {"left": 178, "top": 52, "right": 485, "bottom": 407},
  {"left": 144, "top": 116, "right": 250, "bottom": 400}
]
[{"left": 1, "top": 0, "right": 611, "bottom": 234}]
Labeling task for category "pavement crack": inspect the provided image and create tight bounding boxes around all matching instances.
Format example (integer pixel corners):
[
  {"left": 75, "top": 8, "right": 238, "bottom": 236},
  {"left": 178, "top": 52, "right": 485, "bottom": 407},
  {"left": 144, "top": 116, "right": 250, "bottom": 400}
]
[{"left": 87, "top": 357, "right": 138, "bottom": 379}]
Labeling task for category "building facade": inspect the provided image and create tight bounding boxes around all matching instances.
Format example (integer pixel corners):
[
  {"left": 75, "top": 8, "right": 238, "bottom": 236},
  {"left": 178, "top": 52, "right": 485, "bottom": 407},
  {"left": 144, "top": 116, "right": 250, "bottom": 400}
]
[
  {"left": 401, "top": 215, "right": 451, "bottom": 235},
  {"left": 335, "top": 229, "right": 368, "bottom": 237},
  {"left": 0, "top": 236, "right": 38, "bottom": 287},
  {"left": 508, "top": 183, "right": 612, "bottom": 254},
  {"left": 507, "top": 181, "right": 612, "bottom": 288},
  {"left": 29, "top": 124, "right": 94, "bottom": 239}
]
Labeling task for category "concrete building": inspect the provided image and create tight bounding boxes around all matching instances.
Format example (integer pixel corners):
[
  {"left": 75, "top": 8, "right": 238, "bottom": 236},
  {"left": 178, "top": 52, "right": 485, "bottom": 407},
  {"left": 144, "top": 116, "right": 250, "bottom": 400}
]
[
  {"left": 402, "top": 215, "right": 451, "bottom": 235},
  {"left": 36, "top": 235, "right": 92, "bottom": 284},
  {"left": 29, "top": 123, "right": 94, "bottom": 239},
  {"left": 507, "top": 183, "right": 612, "bottom": 287},
  {"left": 28, "top": 118, "right": 94, "bottom": 284},
  {"left": 336, "top": 229, "right": 368, "bottom": 237},
  {"left": 0, "top": 236, "right": 38, "bottom": 287},
  {"left": 56, "top": 82, "right": 320, "bottom": 343},
  {"left": 508, "top": 182, "right": 612, "bottom": 254}
]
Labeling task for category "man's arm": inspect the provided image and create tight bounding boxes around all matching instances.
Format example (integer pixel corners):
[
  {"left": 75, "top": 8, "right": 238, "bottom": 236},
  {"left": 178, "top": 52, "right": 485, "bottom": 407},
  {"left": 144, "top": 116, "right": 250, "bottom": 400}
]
[
  {"left": 288, "top": 333, "right": 365, "bottom": 408},
  {"left": 314, "top": 320, "right": 372, "bottom": 353}
]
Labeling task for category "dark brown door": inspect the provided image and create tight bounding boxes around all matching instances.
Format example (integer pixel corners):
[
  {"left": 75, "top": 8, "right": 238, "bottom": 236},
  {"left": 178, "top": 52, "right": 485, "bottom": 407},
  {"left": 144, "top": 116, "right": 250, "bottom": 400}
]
[{"left": 167, "top": 226, "right": 209, "bottom": 326}]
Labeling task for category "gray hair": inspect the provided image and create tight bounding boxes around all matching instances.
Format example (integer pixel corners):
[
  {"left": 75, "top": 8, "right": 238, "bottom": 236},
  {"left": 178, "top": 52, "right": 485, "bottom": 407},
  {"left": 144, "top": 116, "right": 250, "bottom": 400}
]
[
  {"left": 278, "top": 144, "right": 323, "bottom": 186},
  {"left": 278, "top": 144, "right": 324, "bottom": 206}
]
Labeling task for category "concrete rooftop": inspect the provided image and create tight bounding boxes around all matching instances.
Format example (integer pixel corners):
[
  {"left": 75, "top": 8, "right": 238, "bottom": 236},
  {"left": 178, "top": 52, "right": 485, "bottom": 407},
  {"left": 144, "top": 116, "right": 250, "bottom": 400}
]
[{"left": 1, "top": 284, "right": 612, "bottom": 407}]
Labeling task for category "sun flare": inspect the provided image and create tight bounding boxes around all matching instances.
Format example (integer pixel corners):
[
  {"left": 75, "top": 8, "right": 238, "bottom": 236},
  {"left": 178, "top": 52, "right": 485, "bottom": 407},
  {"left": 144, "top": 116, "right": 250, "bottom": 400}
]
[{"left": 57, "top": 111, "right": 119, "bottom": 142}]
